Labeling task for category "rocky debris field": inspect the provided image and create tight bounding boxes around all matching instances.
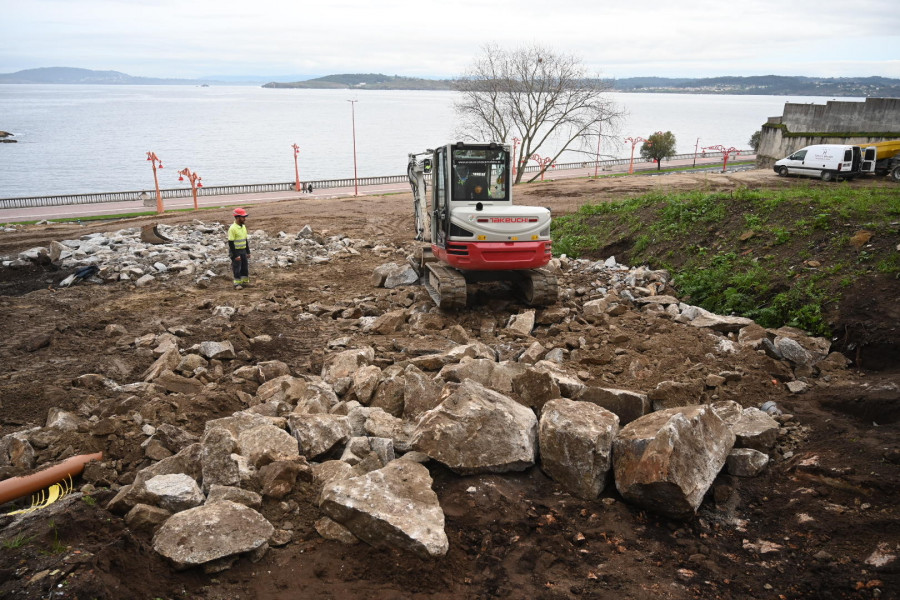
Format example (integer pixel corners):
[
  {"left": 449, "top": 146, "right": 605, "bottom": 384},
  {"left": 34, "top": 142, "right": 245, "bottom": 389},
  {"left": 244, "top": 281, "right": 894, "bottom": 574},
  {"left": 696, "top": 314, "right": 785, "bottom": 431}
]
[{"left": 0, "top": 171, "right": 898, "bottom": 600}]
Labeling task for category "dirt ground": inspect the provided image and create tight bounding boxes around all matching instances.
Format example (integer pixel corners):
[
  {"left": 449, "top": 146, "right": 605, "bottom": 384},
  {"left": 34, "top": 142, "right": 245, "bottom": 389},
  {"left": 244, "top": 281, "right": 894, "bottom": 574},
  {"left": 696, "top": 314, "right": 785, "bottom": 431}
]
[{"left": 0, "top": 170, "right": 898, "bottom": 599}]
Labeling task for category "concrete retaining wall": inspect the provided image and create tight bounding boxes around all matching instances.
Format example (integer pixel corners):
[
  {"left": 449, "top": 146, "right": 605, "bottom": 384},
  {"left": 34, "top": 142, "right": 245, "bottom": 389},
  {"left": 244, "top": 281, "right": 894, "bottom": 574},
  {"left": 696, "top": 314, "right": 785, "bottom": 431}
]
[{"left": 757, "top": 97, "right": 900, "bottom": 167}]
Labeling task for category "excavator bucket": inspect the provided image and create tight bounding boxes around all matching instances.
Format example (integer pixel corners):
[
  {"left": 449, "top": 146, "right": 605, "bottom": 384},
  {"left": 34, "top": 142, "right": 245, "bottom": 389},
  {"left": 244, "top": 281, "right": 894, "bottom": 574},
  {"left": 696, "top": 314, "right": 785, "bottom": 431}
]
[{"left": 140, "top": 223, "right": 172, "bottom": 244}]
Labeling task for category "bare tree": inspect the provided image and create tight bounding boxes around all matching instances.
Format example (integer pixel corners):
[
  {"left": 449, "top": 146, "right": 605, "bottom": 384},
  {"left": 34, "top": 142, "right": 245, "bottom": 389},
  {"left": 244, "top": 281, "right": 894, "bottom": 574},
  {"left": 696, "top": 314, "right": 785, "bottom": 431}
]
[{"left": 453, "top": 44, "right": 623, "bottom": 183}]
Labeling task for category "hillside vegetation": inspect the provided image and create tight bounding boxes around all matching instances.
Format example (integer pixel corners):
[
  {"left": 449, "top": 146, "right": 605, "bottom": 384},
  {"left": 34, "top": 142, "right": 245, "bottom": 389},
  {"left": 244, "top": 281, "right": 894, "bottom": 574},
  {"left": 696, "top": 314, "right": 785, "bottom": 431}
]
[{"left": 551, "top": 181, "right": 900, "bottom": 341}]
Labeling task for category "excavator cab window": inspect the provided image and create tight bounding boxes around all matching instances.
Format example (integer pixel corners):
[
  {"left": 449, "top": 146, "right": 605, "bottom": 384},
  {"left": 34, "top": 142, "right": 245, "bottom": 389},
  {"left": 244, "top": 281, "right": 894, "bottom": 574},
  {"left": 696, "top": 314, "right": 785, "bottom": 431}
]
[{"left": 451, "top": 148, "right": 509, "bottom": 202}]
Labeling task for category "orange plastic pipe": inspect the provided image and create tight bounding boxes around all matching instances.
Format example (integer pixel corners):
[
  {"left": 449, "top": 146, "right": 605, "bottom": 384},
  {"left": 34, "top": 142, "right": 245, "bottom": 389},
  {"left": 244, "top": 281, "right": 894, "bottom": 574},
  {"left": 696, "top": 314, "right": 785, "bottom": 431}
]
[{"left": 0, "top": 452, "right": 102, "bottom": 506}]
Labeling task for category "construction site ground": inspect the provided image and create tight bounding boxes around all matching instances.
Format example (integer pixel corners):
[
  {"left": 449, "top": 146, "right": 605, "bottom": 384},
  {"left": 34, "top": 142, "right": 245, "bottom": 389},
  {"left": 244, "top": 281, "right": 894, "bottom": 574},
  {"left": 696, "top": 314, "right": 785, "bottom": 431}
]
[{"left": 0, "top": 169, "right": 897, "bottom": 599}]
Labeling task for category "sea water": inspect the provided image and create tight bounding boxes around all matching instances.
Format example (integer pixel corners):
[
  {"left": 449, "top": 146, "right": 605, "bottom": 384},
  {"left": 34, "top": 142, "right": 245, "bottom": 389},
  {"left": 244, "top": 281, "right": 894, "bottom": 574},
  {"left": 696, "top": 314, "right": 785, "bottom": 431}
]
[{"left": 0, "top": 85, "right": 857, "bottom": 198}]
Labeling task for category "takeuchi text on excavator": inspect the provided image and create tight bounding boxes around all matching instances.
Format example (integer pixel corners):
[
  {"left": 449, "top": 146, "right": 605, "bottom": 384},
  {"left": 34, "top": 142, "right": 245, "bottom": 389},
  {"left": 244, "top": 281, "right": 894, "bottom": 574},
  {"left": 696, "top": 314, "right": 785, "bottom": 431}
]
[{"left": 407, "top": 142, "right": 558, "bottom": 309}]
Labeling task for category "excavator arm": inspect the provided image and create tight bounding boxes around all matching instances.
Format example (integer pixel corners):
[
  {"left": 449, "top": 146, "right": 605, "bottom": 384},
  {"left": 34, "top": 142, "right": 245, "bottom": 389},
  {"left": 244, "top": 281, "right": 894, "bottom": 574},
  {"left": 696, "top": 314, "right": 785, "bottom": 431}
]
[{"left": 407, "top": 152, "right": 433, "bottom": 242}]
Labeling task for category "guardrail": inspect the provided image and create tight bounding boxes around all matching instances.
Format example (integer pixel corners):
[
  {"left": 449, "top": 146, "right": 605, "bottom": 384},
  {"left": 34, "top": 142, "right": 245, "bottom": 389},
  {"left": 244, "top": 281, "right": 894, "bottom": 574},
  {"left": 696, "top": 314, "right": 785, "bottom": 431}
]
[{"left": 0, "top": 150, "right": 751, "bottom": 210}]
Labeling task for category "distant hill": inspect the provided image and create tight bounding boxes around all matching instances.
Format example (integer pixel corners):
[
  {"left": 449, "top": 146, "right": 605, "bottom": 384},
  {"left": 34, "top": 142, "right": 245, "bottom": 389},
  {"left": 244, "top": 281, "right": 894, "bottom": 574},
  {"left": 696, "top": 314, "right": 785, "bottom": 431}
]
[
  {"left": 2, "top": 68, "right": 898, "bottom": 97},
  {"left": 0, "top": 67, "right": 211, "bottom": 85},
  {"left": 263, "top": 73, "right": 452, "bottom": 90},
  {"left": 611, "top": 75, "right": 900, "bottom": 97}
]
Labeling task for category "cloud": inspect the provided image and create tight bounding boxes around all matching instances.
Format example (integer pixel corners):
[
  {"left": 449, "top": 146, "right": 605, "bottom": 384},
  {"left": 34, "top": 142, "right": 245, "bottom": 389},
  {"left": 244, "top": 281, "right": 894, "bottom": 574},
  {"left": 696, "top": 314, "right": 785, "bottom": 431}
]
[{"left": 1, "top": 0, "right": 898, "bottom": 78}]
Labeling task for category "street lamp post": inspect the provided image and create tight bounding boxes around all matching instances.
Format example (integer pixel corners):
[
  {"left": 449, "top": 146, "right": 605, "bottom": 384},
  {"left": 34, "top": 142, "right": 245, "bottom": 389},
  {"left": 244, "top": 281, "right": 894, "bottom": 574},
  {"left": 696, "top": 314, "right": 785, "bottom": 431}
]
[
  {"left": 624, "top": 137, "right": 646, "bottom": 175},
  {"left": 531, "top": 154, "right": 553, "bottom": 181},
  {"left": 594, "top": 125, "right": 602, "bottom": 178},
  {"left": 292, "top": 143, "right": 301, "bottom": 192},
  {"left": 348, "top": 100, "right": 359, "bottom": 196},
  {"left": 693, "top": 137, "right": 700, "bottom": 168},
  {"left": 511, "top": 137, "right": 520, "bottom": 182},
  {"left": 177, "top": 168, "right": 202, "bottom": 210},
  {"left": 146, "top": 151, "right": 164, "bottom": 214},
  {"left": 703, "top": 145, "right": 740, "bottom": 172}
]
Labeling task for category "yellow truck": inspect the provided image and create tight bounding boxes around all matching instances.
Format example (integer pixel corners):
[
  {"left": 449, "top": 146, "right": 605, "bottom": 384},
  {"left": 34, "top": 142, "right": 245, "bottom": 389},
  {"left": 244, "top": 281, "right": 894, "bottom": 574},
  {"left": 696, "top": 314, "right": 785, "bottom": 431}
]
[{"left": 863, "top": 140, "right": 900, "bottom": 182}]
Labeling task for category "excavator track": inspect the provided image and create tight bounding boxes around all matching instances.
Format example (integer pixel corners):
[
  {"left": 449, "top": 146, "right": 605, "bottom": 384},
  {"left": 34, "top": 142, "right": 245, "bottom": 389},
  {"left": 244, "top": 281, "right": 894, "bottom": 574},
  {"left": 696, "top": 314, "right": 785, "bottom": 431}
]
[
  {"left": 518, "top": 269, "right": 558, "bottom": 306},
  {"left": 424, "top": 264, "right": 468, "bottom": 310}
]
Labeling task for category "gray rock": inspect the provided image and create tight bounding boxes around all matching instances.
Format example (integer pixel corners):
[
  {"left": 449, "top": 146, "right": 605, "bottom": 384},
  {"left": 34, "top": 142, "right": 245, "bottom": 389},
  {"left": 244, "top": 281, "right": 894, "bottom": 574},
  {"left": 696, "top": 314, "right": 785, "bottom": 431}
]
[
  {"left": 411, "top": 379, "right": 537, "bottom": 474},
  {"left": 539, "top": 399, "right": 619, "bottom": 500},
  {"left": 199, "top": 340, "right": 236, "bottom": 360},
  {"left": 322, "top": 347, "right": 375, "bottom": 383},
  {"left": 206, "top": 484, "right": 262, "bottom": 509},
  {"left": 319, "top": 460, "right": 448, "bottom": 558},
  {"left": 373, "top": 262, "right": 419, "bottom": 288},
  {"left": 730, "top": 407, "right": 780, "bottom": 452},
  {"left": 143, "top": 473, "right": 205, "bottom": 512},
  {"left": 287, "top": 413, "right": 351, "bottom": 459},
  {"left": 201, "top": 427, "right": 241, "bottom": 492},
  {"left": 505, "top": 310, "right": 536, "bottom": 337},
  {"left": 0, "top": 431, "right": 35, "bottom": 469},
  {"left": 726, "top": 448, "right": 769, "bottom": 477},
  {"left": 402, "top": 364, "right": 442, "bottom": 419},
  {"left": 511, "top": 368, "right": 561, "bottom": 411},
  {"left": 154, "top": 369, "right": 204, "bottom": 395},
  {"left": 352, "top": 365, "right": 382, "bottom": 404},
  {"left": 577, "top": 386, "right": 650, "bottom": 425},
  {"left": 152, "top": 500, "right": 274, "bottom": 569},
  {"left": 236, "top": 424, "right": 300, "bottom": 466},
  {"left": 340, "top": 436, "right": 395, "bottom": 472},
  {"left": 315, "top": 516, "right": 360, "bottom": 544},
  {"left": 689, "top": 312, "right": 755, "bottom": 333},
  {"left": 124, "top": 503, "right": 172, "bottom": 533},
  {"left": 775, "top": 337, "right": 812, "bottom": 367},
  {"left": 612, "top": 405, "right": 735, "bottom": 518}
]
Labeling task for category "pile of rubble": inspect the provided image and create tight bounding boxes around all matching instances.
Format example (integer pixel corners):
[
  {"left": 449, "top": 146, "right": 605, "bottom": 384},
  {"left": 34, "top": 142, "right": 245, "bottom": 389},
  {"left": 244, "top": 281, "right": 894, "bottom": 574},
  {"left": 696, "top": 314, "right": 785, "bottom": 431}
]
[
  {"left": 1, "top": 221, "right": 389, "bottom": 287},
  {"left": 1, "top": 238, "right": 845, "bottom": 572}
]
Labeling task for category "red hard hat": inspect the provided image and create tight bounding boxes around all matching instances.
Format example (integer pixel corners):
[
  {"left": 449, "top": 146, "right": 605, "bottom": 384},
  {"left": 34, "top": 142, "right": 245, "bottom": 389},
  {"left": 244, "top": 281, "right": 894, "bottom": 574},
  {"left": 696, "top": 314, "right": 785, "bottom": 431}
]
[{"left": 233, "top": 208, "right": 248, "bottom": 217}]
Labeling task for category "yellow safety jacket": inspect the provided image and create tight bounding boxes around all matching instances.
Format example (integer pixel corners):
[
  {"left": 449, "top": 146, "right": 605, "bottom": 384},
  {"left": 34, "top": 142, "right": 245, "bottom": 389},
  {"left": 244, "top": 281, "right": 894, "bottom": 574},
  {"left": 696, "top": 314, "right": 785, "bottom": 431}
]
[{"left": 228, "top": 223, "right": 249, "bottom": 257}]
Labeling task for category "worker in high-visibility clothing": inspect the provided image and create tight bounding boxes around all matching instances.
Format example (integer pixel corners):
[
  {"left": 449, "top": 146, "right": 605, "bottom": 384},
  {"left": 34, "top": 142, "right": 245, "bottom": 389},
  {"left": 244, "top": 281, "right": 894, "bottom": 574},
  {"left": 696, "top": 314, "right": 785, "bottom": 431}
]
[{"left": 228, "top": 208, "right": 251, "bottom": 289}]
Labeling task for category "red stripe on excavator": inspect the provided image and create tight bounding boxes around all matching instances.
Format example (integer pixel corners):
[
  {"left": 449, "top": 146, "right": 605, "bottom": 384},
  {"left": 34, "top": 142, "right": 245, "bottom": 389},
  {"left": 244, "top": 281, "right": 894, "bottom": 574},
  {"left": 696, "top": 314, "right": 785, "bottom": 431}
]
[{"left": 432, "top": 241, "right": 551, "bottom": 271}]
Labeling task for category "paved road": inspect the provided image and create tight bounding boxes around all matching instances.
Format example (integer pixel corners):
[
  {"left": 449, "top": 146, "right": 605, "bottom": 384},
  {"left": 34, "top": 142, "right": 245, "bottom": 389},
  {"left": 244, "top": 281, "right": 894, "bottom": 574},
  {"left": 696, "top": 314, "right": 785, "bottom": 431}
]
[{"left": 0, "top": 155, "right": 755, "bottom": 223}]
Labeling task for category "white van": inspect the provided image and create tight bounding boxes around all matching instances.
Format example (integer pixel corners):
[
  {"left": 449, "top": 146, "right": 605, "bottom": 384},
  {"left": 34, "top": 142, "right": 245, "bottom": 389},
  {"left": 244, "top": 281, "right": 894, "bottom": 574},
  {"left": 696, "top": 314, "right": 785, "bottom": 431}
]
[{"left": 773, "top": 144, "right": 876, "bottom": 181}]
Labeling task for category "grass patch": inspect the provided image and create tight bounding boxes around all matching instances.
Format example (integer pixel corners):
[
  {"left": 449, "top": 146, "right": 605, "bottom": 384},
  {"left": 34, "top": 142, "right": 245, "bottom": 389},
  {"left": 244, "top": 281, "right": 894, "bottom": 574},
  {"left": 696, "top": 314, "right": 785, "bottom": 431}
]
[
  {"left": 2, "top": 534, "right": 33, "bottom": 550},
  {"left": 551, "top": 182, "right": 900, "bottom": 336}
]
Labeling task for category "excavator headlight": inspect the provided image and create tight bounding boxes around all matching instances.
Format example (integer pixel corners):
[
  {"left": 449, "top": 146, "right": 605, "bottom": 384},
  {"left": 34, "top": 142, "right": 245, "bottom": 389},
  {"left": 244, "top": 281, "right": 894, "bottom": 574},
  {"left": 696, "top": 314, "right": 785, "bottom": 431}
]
[{"left": 539, "top": 226, "right": 550, "bottom": 237}]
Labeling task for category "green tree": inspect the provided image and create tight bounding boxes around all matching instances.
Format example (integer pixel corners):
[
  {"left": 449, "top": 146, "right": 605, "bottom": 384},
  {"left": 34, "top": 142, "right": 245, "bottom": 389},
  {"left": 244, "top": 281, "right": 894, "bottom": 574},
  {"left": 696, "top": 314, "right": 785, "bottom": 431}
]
[
  {"left": 749, "top": 129, "right": 762, "bottom": 152},
  {"left": 453, "top": 44, "right": 624, "bottom": 183},
  {"left": 639, "top": 131, "right": 677, "bottom": 170}
]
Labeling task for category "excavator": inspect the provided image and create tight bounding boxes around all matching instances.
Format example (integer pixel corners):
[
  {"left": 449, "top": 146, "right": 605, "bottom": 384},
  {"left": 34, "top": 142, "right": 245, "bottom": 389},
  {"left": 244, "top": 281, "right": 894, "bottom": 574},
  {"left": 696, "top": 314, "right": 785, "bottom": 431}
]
[{"left": 407, "top": 142, "right": 557, "bottom": 309}]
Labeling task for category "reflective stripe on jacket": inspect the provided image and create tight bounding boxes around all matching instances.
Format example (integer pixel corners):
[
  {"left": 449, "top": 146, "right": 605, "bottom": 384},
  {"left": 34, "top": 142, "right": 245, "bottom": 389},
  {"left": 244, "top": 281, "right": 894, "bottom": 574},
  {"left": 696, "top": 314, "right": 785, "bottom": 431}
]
[{"left": 228, "top": 223, "right": 248, "bottom": 250}]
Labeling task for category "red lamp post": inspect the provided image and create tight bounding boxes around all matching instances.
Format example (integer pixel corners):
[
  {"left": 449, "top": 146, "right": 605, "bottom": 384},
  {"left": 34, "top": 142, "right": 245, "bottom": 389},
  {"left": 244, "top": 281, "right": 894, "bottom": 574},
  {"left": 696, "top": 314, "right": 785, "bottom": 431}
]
[
  {"left": 292, "top": 143, "right": 301, "bottom": 192},
  {"left": 177, "top": 168, "right": 203, "bottom": 210},
  {"left": 348, "top": 100, "right": 359, "bottom": 196},
  {"left": 703, "top": 145, "right": 740, "bottom": 172},
  {"left": 146, "top": 151, "right": 164, "bottom": 214},
  {"left": 511, "top": 137, "right": 521, "bottom": 182},
  {"left": 624, "top": 137, "right": 646, "bottom": 174},
  {"left": 531, "top": 154, "right": 553, "bottom": 181}
]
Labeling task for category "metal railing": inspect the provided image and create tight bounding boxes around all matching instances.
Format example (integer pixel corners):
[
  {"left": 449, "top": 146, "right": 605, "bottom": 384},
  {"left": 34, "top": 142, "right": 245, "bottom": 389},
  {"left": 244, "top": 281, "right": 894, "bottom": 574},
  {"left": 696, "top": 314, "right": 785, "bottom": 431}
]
[{"left": 0, "top": 150, "right": 752, "bottom": 210}]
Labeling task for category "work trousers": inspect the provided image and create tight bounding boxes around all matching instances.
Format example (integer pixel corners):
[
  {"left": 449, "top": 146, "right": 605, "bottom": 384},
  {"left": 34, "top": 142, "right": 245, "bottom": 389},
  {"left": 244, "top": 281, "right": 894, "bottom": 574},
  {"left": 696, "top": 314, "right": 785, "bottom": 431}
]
[{"left": 231, "top": 250, "right": 249, "bottom": 285}]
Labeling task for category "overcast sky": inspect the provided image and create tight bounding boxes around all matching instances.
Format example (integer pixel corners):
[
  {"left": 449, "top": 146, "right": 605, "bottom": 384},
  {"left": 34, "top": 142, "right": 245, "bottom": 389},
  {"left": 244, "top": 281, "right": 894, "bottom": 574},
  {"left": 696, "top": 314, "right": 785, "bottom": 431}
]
[{"left": 2, "top": 0, "right": 898, "bottom": 80}]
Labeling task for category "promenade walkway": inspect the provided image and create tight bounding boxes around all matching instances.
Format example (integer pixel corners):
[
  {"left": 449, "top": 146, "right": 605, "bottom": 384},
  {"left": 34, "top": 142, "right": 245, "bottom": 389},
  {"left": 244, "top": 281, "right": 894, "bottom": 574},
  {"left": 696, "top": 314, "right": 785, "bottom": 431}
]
[{"left": 0, "top": 154, "right": 755, "bottom": 223}]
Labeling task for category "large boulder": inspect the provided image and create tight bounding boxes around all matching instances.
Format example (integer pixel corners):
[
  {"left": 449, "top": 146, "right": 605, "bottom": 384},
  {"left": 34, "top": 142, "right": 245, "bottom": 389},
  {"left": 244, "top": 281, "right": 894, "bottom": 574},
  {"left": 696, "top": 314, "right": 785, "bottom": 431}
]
[
  {"left": 612, "top": 405, "right": 735, "bottom": 518},
  {"left": 152, "top": 500, "right": 273, "bottom": 570},
  {"left": 319, "top": 460, "right": 448, "bottom": 558},
  {"left": 539, "top": 399, "right": 619, "bottom": 500},
  {"left": 410, "top": 379, "right": 537, "bottom": 474}
]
